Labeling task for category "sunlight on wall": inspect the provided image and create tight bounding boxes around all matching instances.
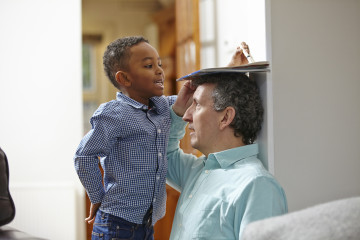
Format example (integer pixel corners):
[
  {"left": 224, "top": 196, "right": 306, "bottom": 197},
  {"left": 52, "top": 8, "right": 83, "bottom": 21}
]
[{"left": 199, "top": 0, "right": 266, "bottom": 68}]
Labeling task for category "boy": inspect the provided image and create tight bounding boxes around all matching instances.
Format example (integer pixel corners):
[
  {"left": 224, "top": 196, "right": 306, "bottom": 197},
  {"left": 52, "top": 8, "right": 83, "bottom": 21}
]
[
  {"left": 74, "top": 36, "right": 250, "bottom": 240},
  {"left": 75, "top": 36, "right": 174, "bottom": 239}
]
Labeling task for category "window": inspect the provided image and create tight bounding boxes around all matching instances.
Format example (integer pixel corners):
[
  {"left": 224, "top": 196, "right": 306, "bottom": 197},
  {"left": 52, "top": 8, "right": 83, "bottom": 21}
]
[
  {"left": 199, "top": 0, "right": 267, "bottom": 68},
  {"left": 82, "top": 43, "right": 96, "bottom": 91}
]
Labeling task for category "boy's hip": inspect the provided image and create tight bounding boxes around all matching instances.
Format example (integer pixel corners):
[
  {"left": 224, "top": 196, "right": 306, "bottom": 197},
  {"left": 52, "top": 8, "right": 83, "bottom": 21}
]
[{"left": 92, "top": 210, "right": 154, "bottom": 240}]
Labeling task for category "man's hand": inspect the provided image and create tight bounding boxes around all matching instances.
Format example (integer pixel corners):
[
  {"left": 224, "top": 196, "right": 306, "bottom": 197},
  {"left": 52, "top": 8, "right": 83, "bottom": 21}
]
[
  {"left": 173, "top": 80, "right": 196, "bottom": 117},
  {"left": 85, "top": 202, "right": 101, "bottom": 224},
  {"left": 227, "top": 42, "right": 250, "bottom": 67}
]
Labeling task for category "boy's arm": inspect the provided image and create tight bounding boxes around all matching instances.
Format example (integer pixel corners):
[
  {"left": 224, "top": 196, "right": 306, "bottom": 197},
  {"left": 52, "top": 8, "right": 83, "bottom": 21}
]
[
  {"left": 74, "top": 141, "right": 105, "bottom": 204},
  {"left": 166, "top": 107, "right": 197, "bottom": 190},
  {"left": 85, "top": 202, "right": 101, "bottom": 224},
  {"left": 74, "top": 109, "right": 118, "bottom": 205}
]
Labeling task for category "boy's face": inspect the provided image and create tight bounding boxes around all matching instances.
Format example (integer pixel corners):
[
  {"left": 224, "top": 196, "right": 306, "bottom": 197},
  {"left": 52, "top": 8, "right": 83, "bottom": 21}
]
[{"left": 124, "top": 42, "right": 165, "bottom": 105}]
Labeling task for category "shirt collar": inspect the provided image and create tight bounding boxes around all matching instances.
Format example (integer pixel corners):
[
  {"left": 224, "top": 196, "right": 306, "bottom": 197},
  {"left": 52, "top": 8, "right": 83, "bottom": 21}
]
[
  {"left": 206, "top": 144, "right": 259, "bottom": 169},
  {"left": 116, "top": 92, "right": 165, "bottom": 114}
]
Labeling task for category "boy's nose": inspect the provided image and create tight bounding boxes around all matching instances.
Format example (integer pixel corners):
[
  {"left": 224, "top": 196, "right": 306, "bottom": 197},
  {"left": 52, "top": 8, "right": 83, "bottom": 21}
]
[{"left": 156, "top": 65, "right": 164, "bottom": 75}]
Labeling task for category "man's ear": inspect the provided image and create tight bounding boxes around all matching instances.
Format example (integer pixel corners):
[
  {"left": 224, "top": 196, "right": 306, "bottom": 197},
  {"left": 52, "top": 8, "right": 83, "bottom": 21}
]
[
  {"left": 219, "top": 106, "right": 236, "bottom": 130},
  {"left": 115, "top": 71, "right": 131, "bottom": 87}
]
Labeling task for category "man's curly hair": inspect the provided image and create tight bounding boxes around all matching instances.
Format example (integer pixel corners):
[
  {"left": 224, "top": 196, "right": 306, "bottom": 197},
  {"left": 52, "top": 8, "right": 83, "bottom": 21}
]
[
  {"left": 192, "top": 73, "right": 263, "bottom": 145},
  {"left": 103, "top": 36, "right": 149, "bottom": 89}
]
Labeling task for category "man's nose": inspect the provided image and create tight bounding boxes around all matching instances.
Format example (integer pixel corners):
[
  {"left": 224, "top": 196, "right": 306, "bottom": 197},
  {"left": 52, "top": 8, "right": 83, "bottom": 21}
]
[{"left": 182, "top": 106, "right": 193, "bottom": 122}]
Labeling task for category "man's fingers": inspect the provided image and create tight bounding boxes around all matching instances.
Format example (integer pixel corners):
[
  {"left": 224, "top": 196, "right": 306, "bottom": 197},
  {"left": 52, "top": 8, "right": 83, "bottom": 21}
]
[{"left": 241, "top": 42, "right": 250, "bottom": 53}]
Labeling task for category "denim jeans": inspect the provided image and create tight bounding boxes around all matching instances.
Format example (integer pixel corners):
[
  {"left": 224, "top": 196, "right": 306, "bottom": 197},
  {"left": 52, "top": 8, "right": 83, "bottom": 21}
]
[{"left": 92, "top": 210, "right": 154, "bottom": 240}]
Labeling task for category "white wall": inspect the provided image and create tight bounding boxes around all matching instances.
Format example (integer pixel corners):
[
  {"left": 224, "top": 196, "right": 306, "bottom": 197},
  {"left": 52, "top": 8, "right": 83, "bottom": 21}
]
[
  {"left": 0, "top": 0, "right": 85, "bottom": 239},
  {"left": 215, "top": 0, "right": 267, "bottom": 65},
  {"left": 268, "top": 0, "right": 360, "bottom": 211},
  {"left": 199, "top": 0, "right": 266, "bottom": 69}
]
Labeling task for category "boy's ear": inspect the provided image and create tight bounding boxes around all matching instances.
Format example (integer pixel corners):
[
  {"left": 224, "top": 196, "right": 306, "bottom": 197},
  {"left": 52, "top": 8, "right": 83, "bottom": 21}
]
[
  {"left": 219, "top": 106, "right": 235, "bottom": 130},
  {"left": 115, "top": 71, "right": 131, "bottom": 87}
]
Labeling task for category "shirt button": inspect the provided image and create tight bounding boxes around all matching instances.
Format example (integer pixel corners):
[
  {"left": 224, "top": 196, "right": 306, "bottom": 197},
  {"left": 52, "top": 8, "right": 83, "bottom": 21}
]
[
  {"left": 189, "top": 194, "right": 192, "bottom": 198},
  {"left": 205, "top": 170, "right": 209, "bottom": 174},
  {"left": 157, "top": 129, "right": 161, "bottom": 134},
  {"left": 158, "top": 152, "right": 162, "bottom": 157},
  {"left": 153, "top": 198, "right": 156, "bottom": 202},
  {"left": 156, "top": 176, "right": 160, "bottom": 181}
]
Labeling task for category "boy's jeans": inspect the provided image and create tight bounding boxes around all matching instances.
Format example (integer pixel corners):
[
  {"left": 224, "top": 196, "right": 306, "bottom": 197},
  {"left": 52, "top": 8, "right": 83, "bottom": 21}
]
[{"left": 92, "top": 210, "right": 154, "bottom": 240}]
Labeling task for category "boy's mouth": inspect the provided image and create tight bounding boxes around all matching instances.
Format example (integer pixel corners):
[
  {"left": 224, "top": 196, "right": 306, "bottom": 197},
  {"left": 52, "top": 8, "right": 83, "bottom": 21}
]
[{"left": 155, "top": 79, "right": 164, "bottom": 87}]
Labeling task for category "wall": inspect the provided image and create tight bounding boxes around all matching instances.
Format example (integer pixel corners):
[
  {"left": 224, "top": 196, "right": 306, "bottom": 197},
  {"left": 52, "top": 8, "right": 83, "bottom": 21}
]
[
  {"left": 0, "top": 0, "right": 85, "bottom": 239},
  {"left": 268, "top": 0, "right": 360, "bottom": 211}
]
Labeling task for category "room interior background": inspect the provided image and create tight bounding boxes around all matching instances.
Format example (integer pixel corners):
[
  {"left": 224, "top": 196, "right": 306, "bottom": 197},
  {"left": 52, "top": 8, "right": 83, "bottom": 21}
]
[{"left": 0, "top": 0, "right": 359, "bottom": 239}]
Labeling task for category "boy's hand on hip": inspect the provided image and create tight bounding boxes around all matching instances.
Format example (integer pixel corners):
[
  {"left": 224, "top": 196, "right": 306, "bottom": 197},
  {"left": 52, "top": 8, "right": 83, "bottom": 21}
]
[{"left": 85, "top": 202, "right": 101, "bottom": 224}]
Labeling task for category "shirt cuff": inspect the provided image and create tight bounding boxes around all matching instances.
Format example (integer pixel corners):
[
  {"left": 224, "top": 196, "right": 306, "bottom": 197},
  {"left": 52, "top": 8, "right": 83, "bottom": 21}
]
[
  {"left": 87, "top": 187, "right": 105, "bottom": 204},
  {"left": 168, "top": 106, "right": 188, "bottom": 152},
  {"left": 170, "top": 106, "right": 187, "bottom": 135}
]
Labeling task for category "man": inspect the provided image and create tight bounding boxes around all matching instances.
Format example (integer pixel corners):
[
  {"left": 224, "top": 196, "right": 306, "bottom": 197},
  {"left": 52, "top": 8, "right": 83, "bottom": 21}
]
[{"left": 166, "top": 72, "right": 288, "bottom": 240}]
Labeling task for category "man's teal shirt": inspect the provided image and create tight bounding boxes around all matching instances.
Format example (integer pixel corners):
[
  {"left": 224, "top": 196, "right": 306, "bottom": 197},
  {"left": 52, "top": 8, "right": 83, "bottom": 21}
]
[{"left": 166, "top": 109, "right": 288, "bottom": 240}]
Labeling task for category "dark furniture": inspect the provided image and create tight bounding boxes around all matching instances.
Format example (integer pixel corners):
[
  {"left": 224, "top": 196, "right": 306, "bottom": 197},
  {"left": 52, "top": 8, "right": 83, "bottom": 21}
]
[{"left": 0, "top": 147, "right": 46, "bottom": 240}]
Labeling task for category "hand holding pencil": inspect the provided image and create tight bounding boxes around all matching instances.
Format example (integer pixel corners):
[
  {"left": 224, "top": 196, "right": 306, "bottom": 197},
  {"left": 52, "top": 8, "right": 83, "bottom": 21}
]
[{"left": 227, "top": 42, "right": 254, "bottom": 67}]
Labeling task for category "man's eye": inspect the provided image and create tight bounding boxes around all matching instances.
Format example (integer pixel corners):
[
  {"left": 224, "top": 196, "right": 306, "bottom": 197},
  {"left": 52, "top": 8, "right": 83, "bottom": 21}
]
[
  {"left": 158, "top": 63, "right": 162, "bottom": 67},
  {"left": 194, "top": 101, "right": 200, "bottom": 109},
  {"left": 145, "top": 64, "right": 152, "bottom": 68}
]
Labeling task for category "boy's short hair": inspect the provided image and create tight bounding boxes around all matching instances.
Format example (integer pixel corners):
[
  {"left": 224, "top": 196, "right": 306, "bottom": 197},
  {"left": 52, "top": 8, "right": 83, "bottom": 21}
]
[
  {"left": 103, "top": 36, "right": 149, "bottom": 89},
  {"left": 192, "top": 73, "right": 264, "bottom": 145}
]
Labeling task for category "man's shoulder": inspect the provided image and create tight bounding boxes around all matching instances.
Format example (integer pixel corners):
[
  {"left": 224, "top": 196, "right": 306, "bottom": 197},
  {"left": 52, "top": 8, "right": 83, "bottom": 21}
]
[
  {"left": 230, "top": 157, "right": 278, "bottom": 184},
  {"left": 236, "top": 160, "right": 284, "bottom": 193},
  {"left": 225, "top": 163, "right": 285, "bottom": 203}
]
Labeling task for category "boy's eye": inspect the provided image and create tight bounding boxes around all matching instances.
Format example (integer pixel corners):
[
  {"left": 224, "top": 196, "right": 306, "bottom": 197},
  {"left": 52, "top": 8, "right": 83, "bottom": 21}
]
[
  {"left": 145, "top": 64, "right": 153, "bottom": 68},
  {"left": 158, "top": 63, "right": 162, "bottom": 67}
]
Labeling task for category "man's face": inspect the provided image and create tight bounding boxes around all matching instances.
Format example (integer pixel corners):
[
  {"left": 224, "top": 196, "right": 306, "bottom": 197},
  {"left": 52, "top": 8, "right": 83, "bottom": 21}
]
[
  {"left": 124, "top": 42, "right": 165, "bottom": 105},
  {"left": 183, "top": 83, "right": 223, "bottom": 156}
]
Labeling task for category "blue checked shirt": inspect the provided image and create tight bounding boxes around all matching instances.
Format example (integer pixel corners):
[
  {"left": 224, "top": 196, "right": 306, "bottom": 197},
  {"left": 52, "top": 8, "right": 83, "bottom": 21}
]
[{"left": 74, "top": 92, "right": 177, "bottom": 225}]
